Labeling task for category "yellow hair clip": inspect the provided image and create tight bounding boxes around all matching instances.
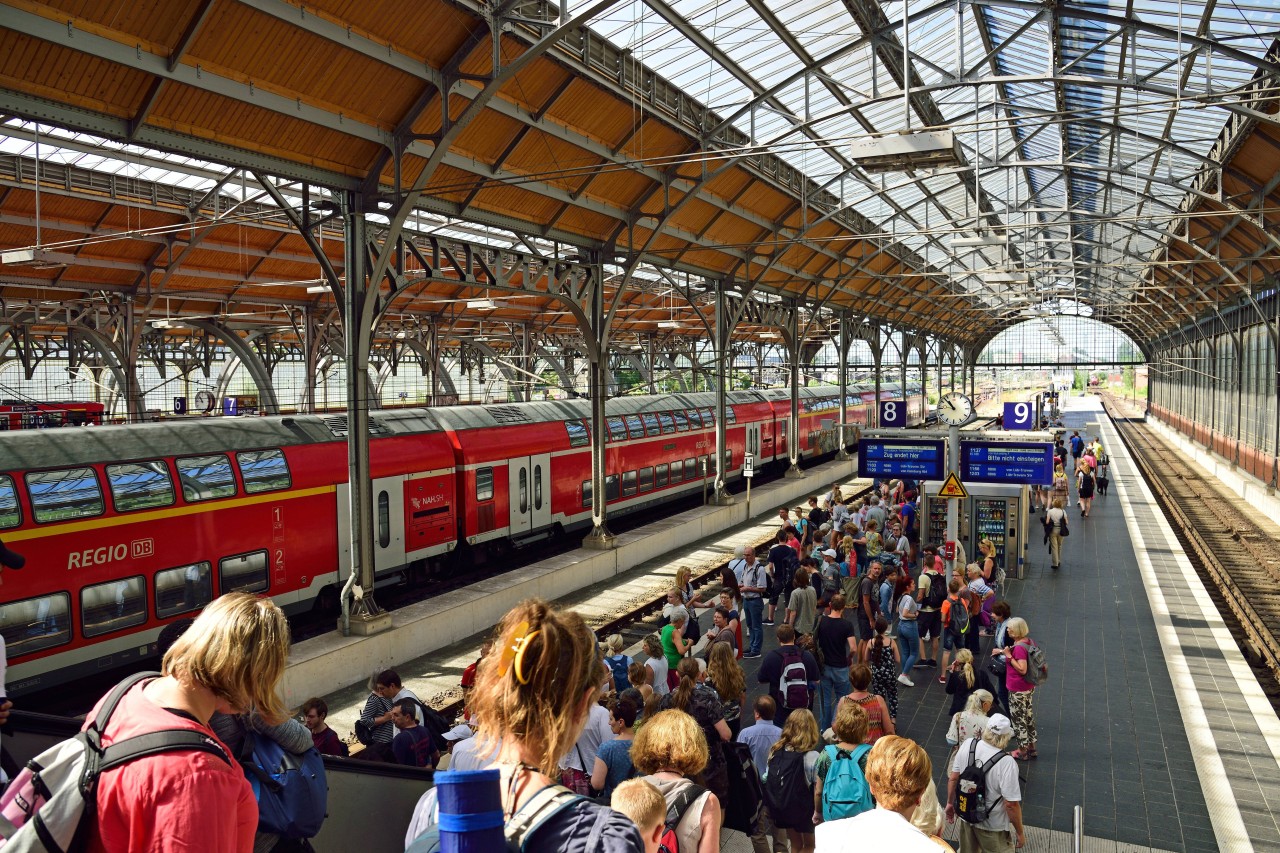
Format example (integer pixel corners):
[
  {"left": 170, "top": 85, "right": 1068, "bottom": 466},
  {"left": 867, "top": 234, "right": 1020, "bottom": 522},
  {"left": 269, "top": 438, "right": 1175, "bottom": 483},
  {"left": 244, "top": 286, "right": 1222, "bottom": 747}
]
[{"left": 497, "top": 620, "right": 541, "bottom": 685}]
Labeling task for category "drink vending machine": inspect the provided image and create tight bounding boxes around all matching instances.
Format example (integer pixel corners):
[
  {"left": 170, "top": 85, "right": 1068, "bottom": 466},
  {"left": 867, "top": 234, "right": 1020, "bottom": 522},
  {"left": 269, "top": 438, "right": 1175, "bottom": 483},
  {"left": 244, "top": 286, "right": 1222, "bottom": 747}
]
[{"left": 920, "top": 482, "right": 1030, "bottom": 579}]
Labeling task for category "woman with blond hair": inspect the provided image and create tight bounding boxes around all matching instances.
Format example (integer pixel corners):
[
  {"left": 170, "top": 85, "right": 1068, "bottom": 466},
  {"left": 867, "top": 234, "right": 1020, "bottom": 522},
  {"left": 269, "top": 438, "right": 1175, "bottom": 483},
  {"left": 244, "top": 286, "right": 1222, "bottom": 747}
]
[
  {"left": 1044, "top": 498, "right": 1068, "bottom": 570},
  {"left": 83, "top": 593, "right": 291, "bottom": 852},
  {"left": 705, "top": 640, "right": 747, "bottom": 737},
  {"left": 946, "top": 689, "right": 993, "bottom": 768},
  {"left": 814, "top": 736, "right": 939, "bottom": 851},
  {"left": 1004, "top": 617, "right": 1041, "bottom": 760},
  {"left": 405, "top": 599, "right": 642, "bottom": 851},
  {"left": 764, "top": 709, "right": 821, "bottom": 853},
  {"left": 943, "top": 648, "right": 995, "bottom": 718},
  {"left": 661, "top": 657, "right": 731, "bottom": 806},
  {"left": 632, "top": 709, "right": 721, "bottom": 853}
]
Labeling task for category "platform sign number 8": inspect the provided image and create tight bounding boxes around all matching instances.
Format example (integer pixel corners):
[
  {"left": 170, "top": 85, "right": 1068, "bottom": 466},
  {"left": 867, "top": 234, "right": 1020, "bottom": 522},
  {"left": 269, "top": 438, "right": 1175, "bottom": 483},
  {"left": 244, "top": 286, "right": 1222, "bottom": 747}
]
[
  {"left": 879, "top": 400, "right": 907, "bottom": 428},
  {"left": 1004, "top": 401, "right": 1033, "bottom": 430}
]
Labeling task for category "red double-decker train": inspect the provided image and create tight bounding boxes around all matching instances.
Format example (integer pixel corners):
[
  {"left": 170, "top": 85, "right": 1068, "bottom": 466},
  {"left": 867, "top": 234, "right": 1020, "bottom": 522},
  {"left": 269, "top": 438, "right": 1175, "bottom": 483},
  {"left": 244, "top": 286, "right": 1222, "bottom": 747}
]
[{"left": 0, "top": 383, "right": 922, "bottom": 696}]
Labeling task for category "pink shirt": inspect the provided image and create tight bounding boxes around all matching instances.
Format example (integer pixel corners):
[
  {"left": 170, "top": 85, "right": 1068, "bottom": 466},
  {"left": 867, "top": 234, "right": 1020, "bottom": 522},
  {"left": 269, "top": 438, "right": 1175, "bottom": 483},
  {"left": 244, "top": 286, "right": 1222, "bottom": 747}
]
[
  {"left": 85, "top": 681, "right": 258, "bottom": 853},
  {"left": 1006, "top": 642, "right": 1036, "bottom": 693}
]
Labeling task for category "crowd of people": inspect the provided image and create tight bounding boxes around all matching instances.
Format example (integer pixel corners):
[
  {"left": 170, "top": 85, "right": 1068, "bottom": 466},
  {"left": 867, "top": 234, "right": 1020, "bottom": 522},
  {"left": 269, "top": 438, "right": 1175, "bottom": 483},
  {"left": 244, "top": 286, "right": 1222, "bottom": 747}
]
[{"left": 0, "top": 454, "right": 1077, "bottom": 853}]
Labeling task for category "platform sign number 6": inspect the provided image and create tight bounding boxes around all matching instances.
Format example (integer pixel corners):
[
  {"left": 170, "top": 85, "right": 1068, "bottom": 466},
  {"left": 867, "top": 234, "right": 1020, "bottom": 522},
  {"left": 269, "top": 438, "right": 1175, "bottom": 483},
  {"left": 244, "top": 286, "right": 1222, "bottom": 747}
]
[
  {"left": 1004, "top": 401, "right": 1034, "bottom": 430},
  {"left": 879, "top": 400, "right": 907, "bottom": 428}
]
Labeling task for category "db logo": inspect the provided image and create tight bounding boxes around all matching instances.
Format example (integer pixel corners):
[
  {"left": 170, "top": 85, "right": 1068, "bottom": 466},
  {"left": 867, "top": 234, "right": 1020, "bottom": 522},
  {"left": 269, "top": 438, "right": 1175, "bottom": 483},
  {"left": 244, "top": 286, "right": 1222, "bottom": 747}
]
[{"left": 131, "top": 538, "right": 155, "bottom": 559}]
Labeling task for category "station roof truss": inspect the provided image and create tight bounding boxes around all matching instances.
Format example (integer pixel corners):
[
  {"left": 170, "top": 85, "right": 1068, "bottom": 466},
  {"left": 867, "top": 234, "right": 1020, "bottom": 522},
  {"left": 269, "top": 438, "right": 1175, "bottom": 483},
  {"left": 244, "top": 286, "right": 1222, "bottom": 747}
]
[{"left": 0, "top": 0, "right": 1278, "bottom": 360}]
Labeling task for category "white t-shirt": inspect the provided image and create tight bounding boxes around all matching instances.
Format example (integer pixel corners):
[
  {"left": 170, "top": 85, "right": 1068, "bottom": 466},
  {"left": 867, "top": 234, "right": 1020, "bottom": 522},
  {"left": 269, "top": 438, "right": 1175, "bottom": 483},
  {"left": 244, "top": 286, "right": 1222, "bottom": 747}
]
[
  {"left": 561, "top": 703, "right": 611, "bottom": 772},
  {"left": 392, "top": 687, "right": 425, "bottom": 726},
  {"left": 950, "top": 737, "right": 1021, "bottom": 831},
  {"left": 646, "top": 655, "right": 670, "bottom": 696},
  {"left": 815, "top": 807, "right": 939, "bottom": 852}
]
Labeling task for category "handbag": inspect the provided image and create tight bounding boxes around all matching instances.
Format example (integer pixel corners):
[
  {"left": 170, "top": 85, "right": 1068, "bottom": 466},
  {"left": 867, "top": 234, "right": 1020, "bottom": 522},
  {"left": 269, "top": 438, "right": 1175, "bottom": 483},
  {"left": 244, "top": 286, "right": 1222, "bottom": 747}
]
[
  {"left": 988, "top": 655, "right": 1007, "bottom": 678},
  {"left": 1060, "top": 519, "right": 1071, "bottom": 537}
]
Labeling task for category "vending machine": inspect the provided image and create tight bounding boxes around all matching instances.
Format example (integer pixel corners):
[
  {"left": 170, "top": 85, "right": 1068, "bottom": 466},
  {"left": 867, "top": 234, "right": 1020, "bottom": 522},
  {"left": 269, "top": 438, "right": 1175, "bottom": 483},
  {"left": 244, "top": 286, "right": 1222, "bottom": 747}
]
[{"left": 921, "top": 482, "right": 1030, "bottom": 579}]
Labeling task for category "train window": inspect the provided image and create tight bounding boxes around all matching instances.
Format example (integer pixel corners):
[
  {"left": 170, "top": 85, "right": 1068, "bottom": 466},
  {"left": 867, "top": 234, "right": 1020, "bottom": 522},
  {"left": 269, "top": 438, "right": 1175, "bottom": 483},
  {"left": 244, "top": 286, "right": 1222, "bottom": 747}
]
[
  {"left": 237, "top": 449, "right": 291, "bottom": 494},
  {"left": 638, "top": 467, "right": 654, "bottom": 492},
  {"left": 176, "top": 455, "right": 237, "bottom": 502},
  {"left": 624, "top": 415, "right": 645, "bottom": 440},
  {"left": 622, "top": 470, "right": 638, "bottom": 497},
  {"left": 0, "top": 475, "right": 19, "bottom": 528},
  {"left": 0, "top": 592, "right": 70, "bottom": 657},
  {"left": 686, "top": 409, "right": 703, "bottom": 428},
  {"left": 672, "top": 409, "right": 689, "bottom": 431},
  {"left": 565, "top": 419, "right": 590, "bottom": 448},
  {"left": 725, "top": 407, "right": 736, "bottom": 424},
  {"left": 581, "top": 479, "right": 592, "bottom": 508},
  {"left": 658, "top": 412, "right": 675, "bottom": 434},
  {"left": 154, "top": 562, "right": 213, "bottom": 619},
  {"left": 607, "top": 417, "right": 626, "bottom": 442},
  {"left": 684, "top": 458, "right": 697, "bottom": 479},
  {"left": 81, "top": 575, "right": 147, "bottom": 639},
  {"left": 534, "top": 464, "right": 543, "bottom": 511},
  {"left": 378, "top": 491, "right": 390, "bottom": 548},
  {"left": 641, "top": 413, "right": 661, "bottom": 436},
  {"left": 476, "top": 467, "right": 494, "bottom": 501},
  {"left": 605, "top": 474, "right": 620, "bottom": 502},
  {"left": 669, "top": 461, "right": 683, "bottom": 484},
  {"left": 106, "top": 461, "right": 175, "bottom": 513},
  {"left": 656, "top": 463, "right": 669, "bottom": 488},
  {"left": 219, "top": 550, "right": 269, "bottom": 594},
  {"left": 699, "top": 407, "right": 715, "bottom": 426},
  {"left": 519, "top": 467, "right": 528, "bottom": 514},
  {"left": 724, "top": 448, "right": 733, "bottom": 468},
  {"left": 27, "top": 467, "right": 104, "bottom": 524}
]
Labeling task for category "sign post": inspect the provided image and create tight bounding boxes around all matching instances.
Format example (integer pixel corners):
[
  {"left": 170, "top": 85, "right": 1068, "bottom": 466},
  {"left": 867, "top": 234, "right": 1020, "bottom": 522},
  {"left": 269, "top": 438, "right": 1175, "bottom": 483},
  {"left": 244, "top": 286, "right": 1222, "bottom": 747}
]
[{"left": 743, "top": 452, "right": 754, "bottom": 517}]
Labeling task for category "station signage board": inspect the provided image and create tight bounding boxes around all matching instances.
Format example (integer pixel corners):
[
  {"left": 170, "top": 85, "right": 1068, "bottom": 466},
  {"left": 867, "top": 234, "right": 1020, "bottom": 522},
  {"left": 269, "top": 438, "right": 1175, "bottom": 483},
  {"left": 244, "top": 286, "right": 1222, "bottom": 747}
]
[
  {"left": 959, "top": 441, "right": 1054, "bottom": 484},
  {"left": 878, "top": 400, "right": 908, "bottom": 428},
  {"left": 1003, "top": 401, "right": 1035, "bottom": 430},
  {"left": 857, "top": 439, "right": 945, "bottom": 480}
]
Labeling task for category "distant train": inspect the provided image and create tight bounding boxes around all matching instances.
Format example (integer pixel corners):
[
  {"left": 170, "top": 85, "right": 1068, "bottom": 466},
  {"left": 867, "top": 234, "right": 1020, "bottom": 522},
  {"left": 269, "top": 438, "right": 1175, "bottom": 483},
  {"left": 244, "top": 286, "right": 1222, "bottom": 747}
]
[
  {"left": 0, "top": 400, "right": 105, "bottom": 430},
  {"left": 0, "top": 383, "right": 922, "bottom": 696}
]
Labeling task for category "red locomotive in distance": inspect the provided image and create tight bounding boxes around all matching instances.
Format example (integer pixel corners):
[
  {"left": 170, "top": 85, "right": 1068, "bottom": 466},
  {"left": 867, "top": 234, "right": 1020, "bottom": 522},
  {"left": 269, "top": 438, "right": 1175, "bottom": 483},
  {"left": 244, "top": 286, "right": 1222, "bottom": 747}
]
[
  {"left": 0, "top": 400, "right": 106, "bottom": 430},
  {"left": 0, "top": 383, "right": 921, "bottom": 696}
]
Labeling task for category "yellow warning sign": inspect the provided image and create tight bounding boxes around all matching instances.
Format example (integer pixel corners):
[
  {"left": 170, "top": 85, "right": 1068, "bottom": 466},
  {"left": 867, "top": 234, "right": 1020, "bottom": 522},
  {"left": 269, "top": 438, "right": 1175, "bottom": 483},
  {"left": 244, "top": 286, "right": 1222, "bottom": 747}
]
[{"left": 936, "top": 472, "right": 968, "bottom": 499}]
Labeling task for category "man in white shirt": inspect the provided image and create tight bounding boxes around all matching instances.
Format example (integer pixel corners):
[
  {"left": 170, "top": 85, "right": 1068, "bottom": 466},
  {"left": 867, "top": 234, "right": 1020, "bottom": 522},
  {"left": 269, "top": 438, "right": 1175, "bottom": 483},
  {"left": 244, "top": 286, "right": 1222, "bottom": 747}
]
[
  {"left": 373, "top": 669, "right": 425, "bottom": 726},
  {"left": 815, "top": 735, "right": 940, "bottom": 851},
  {"left": 945, "top": 714, "right": 1025, "bottom": 852}
]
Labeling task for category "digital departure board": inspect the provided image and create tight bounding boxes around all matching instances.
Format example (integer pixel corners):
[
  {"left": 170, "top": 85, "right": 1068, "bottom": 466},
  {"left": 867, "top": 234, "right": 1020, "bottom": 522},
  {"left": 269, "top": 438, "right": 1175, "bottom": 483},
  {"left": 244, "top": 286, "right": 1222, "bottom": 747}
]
[
  {"left": 857, "top": 439, "right": 946, "bottom": 480},
  {"left": 960, "top": 441, "right": 1054, "bottom": 484}
]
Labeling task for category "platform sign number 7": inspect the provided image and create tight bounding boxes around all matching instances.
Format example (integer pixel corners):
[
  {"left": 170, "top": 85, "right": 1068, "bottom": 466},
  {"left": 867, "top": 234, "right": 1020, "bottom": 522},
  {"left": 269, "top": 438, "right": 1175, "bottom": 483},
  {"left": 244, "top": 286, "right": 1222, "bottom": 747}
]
[
  {"left": 1004, "top": 401, "right": 1034, "bottom": 430},
  {"left": 879, "top": 400, "right": 907, "bottom": 428}
]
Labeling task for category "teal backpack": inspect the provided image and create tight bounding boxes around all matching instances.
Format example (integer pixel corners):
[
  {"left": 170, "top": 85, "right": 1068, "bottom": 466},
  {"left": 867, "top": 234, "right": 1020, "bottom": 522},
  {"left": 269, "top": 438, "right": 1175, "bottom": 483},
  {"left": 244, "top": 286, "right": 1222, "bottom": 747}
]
[{"left": 820, "top": 744, "right": 874, "bottom": 821}]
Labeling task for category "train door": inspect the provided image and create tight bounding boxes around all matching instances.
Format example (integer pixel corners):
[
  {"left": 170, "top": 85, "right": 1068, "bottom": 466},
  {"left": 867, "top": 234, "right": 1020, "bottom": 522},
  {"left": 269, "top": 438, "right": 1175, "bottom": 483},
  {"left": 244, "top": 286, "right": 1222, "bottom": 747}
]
[
  {"left": 744, "top": 423, "right": 762, "bottom": 460},
  {"left": 508, "top": 457, "right": 532, "bottom": 536},
  {"left": 372, "top": 475, "right": 407, "bottom": 571},
  {"left": 530, "top": 453, "right": 552, "bottom": 530}
]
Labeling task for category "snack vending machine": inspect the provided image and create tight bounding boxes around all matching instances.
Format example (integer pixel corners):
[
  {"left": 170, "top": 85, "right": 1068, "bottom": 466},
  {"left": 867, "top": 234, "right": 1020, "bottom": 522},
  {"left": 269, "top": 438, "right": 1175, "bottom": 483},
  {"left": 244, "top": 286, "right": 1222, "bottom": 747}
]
[{"left": 921, "top": 482, "right": 1030, "bottom": 579}]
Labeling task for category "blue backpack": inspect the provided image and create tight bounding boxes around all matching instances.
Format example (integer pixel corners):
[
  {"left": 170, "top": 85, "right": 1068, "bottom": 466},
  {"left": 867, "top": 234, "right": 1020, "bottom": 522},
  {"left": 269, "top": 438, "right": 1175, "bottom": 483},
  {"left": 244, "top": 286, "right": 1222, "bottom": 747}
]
[
  {"left": 239, "top": 733, "right": 329, "bottom": 839},
  {"left": 820, "top": 744, "right": 873, "bottom": 821},
  {"left": 606, "top": 654, "right": 633, "bottom": 694}
]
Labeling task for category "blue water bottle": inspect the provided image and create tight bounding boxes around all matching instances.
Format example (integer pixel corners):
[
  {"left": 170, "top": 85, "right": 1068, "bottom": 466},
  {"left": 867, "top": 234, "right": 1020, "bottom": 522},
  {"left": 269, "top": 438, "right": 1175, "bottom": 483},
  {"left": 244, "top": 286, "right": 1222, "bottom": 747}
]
[{"left": 435, "top": 769, "right": 505, "bottom": 853}]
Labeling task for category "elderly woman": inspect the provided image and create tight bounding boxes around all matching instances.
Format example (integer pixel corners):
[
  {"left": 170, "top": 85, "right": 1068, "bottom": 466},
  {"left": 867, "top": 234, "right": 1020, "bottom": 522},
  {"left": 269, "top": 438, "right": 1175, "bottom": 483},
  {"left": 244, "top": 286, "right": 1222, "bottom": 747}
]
[
  {"left": 1003, "top": 617, "right": 1039, "bottom": 760},
  {"left": 946, "top": 689, "right": 994, "bottom": 768},
  {"left": 633, "top": 709, "right": 722, "bottom": 853},
  {"left": 660, "top": 606, "right": 693, "bottom": 689}
]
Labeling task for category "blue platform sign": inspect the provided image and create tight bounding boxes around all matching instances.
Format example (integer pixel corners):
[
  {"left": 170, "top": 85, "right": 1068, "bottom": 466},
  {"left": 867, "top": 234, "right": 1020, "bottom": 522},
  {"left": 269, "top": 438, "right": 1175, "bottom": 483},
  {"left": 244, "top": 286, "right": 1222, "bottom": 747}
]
[
  {"left": 960, "top": 441, "right": 1054, "bottom": 484},
  {"left": 173, "top": 396, "right": 187, "bottom": 415},
  {"left": 222, "top": 397, "right": 238, "bottom": 416},
  {"left": 1003, "top": 401, "right": 1035, "bottom": 430},
  {"left": 879, "top": 399, "right": 908, "bottom": 428},
  {"left": 858, "top": 439, "right": 946, "bottom": 480}
]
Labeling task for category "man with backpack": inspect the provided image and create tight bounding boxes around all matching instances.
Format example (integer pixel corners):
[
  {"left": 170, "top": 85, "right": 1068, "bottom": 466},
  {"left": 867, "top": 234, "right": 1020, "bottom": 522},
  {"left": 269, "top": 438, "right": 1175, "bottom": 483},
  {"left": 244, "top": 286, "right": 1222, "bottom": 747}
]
[
  {"left": 937, "top": 579, "right": 971, "bottom": 683},
  {"left": 390, "top": 699, "right": 438, "bottom": 768},
  {"left": 765, "top": 530, "right": 799, "bottom": 626},
  {"left": 756, "top": 624, "right": 819, "bottom": 727},
  {"left": 915, "top": 552, "right": 947, "bottom": 671},
  {"left": 945, "top": 714, "right": 1024, "bottom": 852}
]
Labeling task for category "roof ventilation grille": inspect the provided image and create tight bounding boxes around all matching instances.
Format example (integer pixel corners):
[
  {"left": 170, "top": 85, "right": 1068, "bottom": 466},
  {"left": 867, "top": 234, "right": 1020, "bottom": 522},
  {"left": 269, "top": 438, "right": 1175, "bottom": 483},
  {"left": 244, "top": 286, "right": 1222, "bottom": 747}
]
[
  {"left": 323, "top": 416, "right": 391, "bottom": 438},
  {"left": 488, "top": 405, "right": 532, "bottom": 425}
]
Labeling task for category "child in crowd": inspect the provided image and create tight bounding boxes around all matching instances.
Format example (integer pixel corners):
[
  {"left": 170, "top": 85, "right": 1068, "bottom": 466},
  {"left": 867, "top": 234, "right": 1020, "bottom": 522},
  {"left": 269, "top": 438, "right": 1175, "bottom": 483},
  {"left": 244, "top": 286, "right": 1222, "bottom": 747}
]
[{"left": 611, "top": 779, "right": 667, "bottom": 853}]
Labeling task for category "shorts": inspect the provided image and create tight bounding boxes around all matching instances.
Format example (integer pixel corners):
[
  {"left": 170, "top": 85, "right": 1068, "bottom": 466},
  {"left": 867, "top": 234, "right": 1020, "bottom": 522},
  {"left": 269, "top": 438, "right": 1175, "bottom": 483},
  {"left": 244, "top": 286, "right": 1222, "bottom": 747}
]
[
  {"left": 856, "top": 614, "right": 873, "bottom": 640},
  {"left": 941, "top": 630, "right": 960, "bottom": 651},
  {"left": 917, "top": 610, "right": 941, "bottom": 641}
]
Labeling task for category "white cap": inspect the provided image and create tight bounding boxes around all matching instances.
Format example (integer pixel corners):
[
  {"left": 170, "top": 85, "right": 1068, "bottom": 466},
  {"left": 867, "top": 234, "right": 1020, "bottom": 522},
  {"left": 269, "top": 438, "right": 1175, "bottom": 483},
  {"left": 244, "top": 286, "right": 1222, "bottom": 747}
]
[
  {"left": 986, "top": 714, "right": 1012, "bottom": 736},
  {"left": 442, "top": 723, "right": 474, "bottom": 742},
  {"left": 823, "top": 548, "right": 839, "bottom": 558}
]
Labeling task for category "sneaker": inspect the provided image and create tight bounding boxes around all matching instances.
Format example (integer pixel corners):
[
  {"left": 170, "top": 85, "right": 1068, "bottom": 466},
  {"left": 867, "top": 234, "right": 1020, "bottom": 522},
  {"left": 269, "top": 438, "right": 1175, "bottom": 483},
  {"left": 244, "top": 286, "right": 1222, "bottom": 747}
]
[
  {"left": 763, "top": 619, "right": 775, "bottom": 626},
  {"left": 927, "top": 659, "right": 938, "bottom": 667},
  {"left": 743, "top": 651, "right": 762, "bottom": 659},
  {"left": 913, "top": 661, "right": 930, "bottom": 670},
  {"left": 897, "top": 674, "right": 915, "bottom": 687},
  {"left": 937, "top": 674, "right": 947, "bottom": 685}
]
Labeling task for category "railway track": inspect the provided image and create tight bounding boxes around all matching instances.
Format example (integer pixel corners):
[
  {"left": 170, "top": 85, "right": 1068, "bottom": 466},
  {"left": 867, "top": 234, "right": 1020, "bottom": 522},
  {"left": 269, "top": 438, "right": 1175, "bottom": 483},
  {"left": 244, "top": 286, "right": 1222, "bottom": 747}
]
[{"left": 1100, "top": 394, "right": 1280, "bottom": 692}]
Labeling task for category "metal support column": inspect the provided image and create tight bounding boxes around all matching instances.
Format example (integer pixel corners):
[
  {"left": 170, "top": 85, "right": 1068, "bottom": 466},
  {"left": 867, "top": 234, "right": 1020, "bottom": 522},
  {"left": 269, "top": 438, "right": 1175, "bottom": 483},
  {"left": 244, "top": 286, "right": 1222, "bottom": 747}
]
[
  {"left": 647, "top": 334, "right": 657, "bottom": 396},
  {"left": 582, "top": 259, "right": 616, "bottom": 549},
  {"left": 785, "top": 304, "right": 804, "bottom": 479},
  {"left": 339, "top": 196, "right": 390, "bottom": 635},
  {"left": 919, "top": 343, "right": 928, "bottom": 424},
  {"left": 429, "top": 323, "right": 441, "bottom": 405},
  {"left": 872, "top": 332, "right": 883, "bottom": 429},
  {"left": 710, "top": 281, "right": 734, "bottom": 504},
  {"left": 836, "top": 311, "right": 851, "bottom": 460}
]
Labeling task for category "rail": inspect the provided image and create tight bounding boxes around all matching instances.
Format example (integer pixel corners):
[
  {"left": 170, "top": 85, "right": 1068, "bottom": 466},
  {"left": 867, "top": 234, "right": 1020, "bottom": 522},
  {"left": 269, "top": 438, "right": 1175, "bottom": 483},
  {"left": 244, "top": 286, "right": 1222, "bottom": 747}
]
[{"left": 1100, "top": 393, "right": 1280, "bottom": 682}]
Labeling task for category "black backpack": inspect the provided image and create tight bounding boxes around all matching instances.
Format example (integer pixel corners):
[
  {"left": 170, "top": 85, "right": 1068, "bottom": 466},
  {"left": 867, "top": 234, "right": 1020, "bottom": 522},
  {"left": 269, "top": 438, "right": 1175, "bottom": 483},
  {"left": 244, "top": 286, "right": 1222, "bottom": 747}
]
[
  {"left": 763, "top": 750, "right": 813, "bottom": 829},
  {"left": 721, "top": 741, "right": 764, "bottom": 835},
  {"left": 922, "top": 572, "right": 947, "bottom": 609},
  {"left": 409, "top": 699, "right": 453, "bottom": 753},
  {"left": 955, "top": 739, "right": 1010, "bottom": 824}
]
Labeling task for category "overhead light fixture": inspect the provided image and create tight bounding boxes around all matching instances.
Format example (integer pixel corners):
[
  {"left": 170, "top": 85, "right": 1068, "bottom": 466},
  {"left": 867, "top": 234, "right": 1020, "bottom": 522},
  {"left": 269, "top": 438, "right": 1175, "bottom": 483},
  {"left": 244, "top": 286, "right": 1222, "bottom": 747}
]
[
  {"left": 1, "top": 248, "right": 66, "bottom": 268},
  {"left": 306, "top": 285, "right": 329, "bottom": 294},
  {"left": 150, "top": 319, "right": 173, "bottom": 330},
  {"left": 850, "top": 130, "right": 962, "bottom": 173},
  {"left": 466, "top": 299, "right": 499, "bottom": 310},
  {"left": 984, "top": 272, "right": 1029, "bottom": 285},
  {"left": 951, "top": 234, "right": 1007, "bottom": 249},
  {"left": 657, "top": 320, "right": 682, "bottom": 329}
]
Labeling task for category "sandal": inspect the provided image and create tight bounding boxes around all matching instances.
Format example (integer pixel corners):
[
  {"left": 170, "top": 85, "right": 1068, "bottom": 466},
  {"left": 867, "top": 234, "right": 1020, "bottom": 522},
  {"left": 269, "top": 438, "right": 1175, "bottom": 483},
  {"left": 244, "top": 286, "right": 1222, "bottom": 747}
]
[
  {"left": 1028, "top": 749, "right": 1039, "bottom": 759},
  {"left": 1010, "top": 749, "right": 1029, "bottom": 760}
]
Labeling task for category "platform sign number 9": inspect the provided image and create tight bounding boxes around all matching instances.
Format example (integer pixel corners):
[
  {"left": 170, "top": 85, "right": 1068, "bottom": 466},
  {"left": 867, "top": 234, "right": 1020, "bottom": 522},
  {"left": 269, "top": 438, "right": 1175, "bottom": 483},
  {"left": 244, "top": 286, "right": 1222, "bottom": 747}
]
[
  {"left": 879, "top": 400, "right": 907, "bottom": 428},
  {"left": 1004, "top": 401, "right": 1033, "bottom": 430}
]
